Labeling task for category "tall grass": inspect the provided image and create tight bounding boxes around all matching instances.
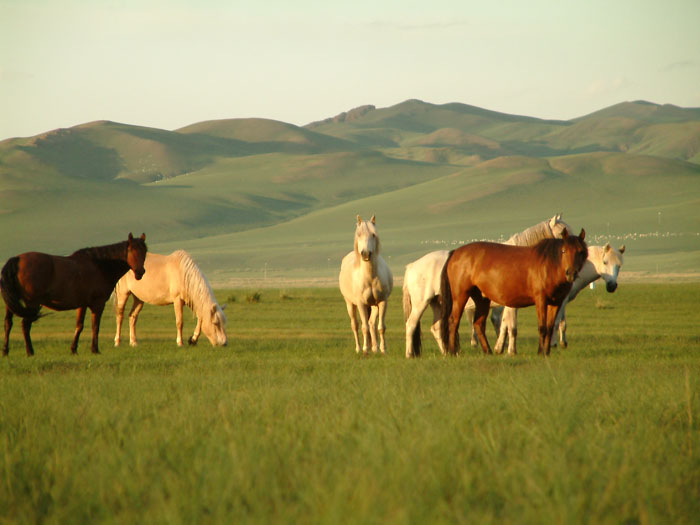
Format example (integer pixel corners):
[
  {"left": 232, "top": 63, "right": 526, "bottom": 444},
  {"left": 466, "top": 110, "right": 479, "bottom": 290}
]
[{"left": 0, "top": 284, "right": 698, "bottom": 523}]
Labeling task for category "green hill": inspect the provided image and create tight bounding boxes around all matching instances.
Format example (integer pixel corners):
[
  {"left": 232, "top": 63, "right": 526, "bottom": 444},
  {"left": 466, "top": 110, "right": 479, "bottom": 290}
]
[{"left": 1, "top": 99, "right": 698, "bottom": 282}]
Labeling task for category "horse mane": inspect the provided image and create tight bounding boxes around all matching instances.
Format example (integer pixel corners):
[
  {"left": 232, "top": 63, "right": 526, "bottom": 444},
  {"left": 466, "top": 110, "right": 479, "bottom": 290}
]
[
  {"left": 173, "top": 250, "right": 222, "bottom": 319},
  {"left": 71, "top": 241, "right": 128, "bottom": 260},
  {"left": 354, "top": 220, "right": 380, "bottom": 256},
  {"left": 532, "top": 237, "right": 564, "bottom": 265},
  {"left": 505, "top": 219, "right": 555, "bottom": 246}
]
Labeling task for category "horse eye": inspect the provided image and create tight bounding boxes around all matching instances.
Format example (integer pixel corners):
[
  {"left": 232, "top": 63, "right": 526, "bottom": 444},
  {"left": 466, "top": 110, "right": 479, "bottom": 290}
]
[{"left": 562, "top": 249, "right": 566, "bottom": 254}]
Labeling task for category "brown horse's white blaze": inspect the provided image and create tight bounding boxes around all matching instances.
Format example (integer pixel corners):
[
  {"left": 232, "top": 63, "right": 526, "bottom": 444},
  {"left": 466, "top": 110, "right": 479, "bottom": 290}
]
[
  {"left": 440, "top": 229, "right": 587, "bottom": 356},
  {"left": 1, "top": 233, "right": 147, "bottom": 356},
  {"left": 339, "top": 215, "right": 393, "bottom": 354}
]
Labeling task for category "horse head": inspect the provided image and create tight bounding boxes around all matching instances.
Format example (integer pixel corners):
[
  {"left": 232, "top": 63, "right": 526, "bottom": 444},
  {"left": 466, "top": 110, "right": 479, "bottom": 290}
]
[
  {"left": 201, "top": 302, "right": 228, "bottom": 346},
  {"left": 127, "top": 233, "right": 147, "bottom": 280},
  {"left": 355, "top": 215, "right": 379, "bottom": 262},
  {"left": 597, "top": 243, "right": 626, "bottom": 292},
  {"left": 560, "top": 229, "right": 588, "bottom": 283},
  {"left": 549, "top": 213, "right": 573, "bottom": 238}
]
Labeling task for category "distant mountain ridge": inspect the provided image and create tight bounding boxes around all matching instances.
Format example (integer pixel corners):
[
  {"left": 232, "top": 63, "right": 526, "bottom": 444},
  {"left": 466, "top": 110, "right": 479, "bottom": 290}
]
[{"left": 1, "top": 98, "right": 698, "bottom": 279}]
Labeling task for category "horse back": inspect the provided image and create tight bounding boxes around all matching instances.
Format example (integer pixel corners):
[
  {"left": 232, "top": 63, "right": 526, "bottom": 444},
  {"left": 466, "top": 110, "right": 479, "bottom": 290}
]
[
  {"left": 119, "top": 252, "right": 180, "bottom": 305},
  {"left": 16, "top": 252, "right": 109, "bottom": 310},
  {"left": 448, "top": 242, "right": 539, "bottom": 308}
]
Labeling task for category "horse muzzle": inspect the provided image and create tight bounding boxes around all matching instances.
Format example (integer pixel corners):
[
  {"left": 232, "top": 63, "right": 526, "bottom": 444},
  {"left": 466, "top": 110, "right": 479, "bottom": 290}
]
[
  {"left": 606, "top": 281, "right": 618, "bottom": 293},
  {"left": 565, "top": 269, "right": 577, "bottom": 283},
  {"left": 134, "top": 269, "right": 146, "bottom": 280},
  {"left": 360, "top": 250, "right": 372, "bottom": 262}
]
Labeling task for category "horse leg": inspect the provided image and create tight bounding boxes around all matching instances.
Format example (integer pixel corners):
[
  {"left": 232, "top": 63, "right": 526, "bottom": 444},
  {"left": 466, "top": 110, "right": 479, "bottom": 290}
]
[
  {"left": 535, "top": 299, "right": 548, "bottom": 356},
  {"left": 71, "top": 307, "right": 87, "bottom": 354},
  {"left": 357, "top": 304, "right": 371, "bottom": 354},
  {"left": 189, "top": 317, "right": 202, "bottom": 346},
  {"left": 377, "top": 301, "right": 388, "bottom": 354},
  {"left": 544, "top": 304, "right": 561, "bottom": 356},
  {"left": 495, "top": 307, "right": 517, "bottom": 356},
  {"left": 405, "top": 297, "right": 429, "bottom": 358},
  {"left": 21, "top": 317, "right": 35, "bottom": 356},
  {"left": 554, "top": 299, "right": 568, "bottom": 349},
  {"left": 493, "top": 307, "right": 510, "bottom": 354},
  {"left": 367, "top": 306, "right": 379, "bottom": 353},
  {"left": 472, "top": 294, "right": 493, "bottom": 354},
  {"left": 128, "top": 298, "right": 145, "bottom": 347},
  {"left": 345, "top": 301, "right": 360, "bottom": 353},
  {"left": 447, "top": 293, "right": 468, "bottom": 356},
  {"left": 89, "top": 304, "right": 105, "bottom": 354},
  {"left": 3, "top": 308, "right": 12, "bottom": 356},
  {"left": 429, "top": 300, "right": 447, "bottom": 356},
  {"left": 463, "top": 300, "right": 477, "bottom": 347},
  {"left": 173, "top": 298, "right": 185, "bottom": 346},
  {"left": 505, "top": 308, "right": 518, "bottom": 356},
  {"left": 114, "top": 290, "right": 130, "bottom": 347}
]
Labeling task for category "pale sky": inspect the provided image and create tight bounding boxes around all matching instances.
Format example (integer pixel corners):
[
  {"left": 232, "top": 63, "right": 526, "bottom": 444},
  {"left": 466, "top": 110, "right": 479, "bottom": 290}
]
[{"left": 1, "top": 0, "right": 699, "bottom": 141}]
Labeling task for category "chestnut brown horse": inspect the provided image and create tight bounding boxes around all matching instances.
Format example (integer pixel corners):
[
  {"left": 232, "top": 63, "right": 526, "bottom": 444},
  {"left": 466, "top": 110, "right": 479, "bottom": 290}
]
[
  {"left": 1, "top": 233, "right": 147, "bottom": 356},
  {"left": 439, "top": 229, "right": 587, "bottom": 356}
]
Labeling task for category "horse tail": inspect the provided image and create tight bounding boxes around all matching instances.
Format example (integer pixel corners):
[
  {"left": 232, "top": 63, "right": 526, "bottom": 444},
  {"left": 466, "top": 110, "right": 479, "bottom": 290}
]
[
  {"left": 403, "top": 279, "right": 422, "bottom": 356},
  {"left": 0, "top": 257, "right": 41, "bottom": 321},
  {"left": 439, "top": 250, "right": 455, "bottom": 351}
]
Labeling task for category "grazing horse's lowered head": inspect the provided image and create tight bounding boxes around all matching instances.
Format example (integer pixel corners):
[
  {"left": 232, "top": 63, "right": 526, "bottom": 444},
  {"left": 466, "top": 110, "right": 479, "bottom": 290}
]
[{"left": 355, "top": 215, "right": 380, "bottom": 262}]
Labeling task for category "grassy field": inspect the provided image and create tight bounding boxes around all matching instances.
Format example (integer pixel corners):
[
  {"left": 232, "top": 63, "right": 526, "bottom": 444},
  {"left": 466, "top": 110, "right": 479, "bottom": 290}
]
[{"left": 1, "top": 283, "right": 698, "bottom": 523}]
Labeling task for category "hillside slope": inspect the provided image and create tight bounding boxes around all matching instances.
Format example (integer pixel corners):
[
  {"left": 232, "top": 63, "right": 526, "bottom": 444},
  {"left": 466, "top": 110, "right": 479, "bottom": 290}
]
[{"left": 1, "top": 99, "right": 698, "bottom": 280}]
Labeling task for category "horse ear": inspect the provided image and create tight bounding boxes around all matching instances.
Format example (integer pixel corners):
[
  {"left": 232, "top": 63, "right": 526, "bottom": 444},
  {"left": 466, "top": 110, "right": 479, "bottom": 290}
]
[
  {"left": 221, "top": 304, "right": 227, "bottom": 311},
  {"left": 604, "top": 243, "right": 611, "bottom": 252},
  {"left": 619, "top": 245, "right": 626, "bottom": 254},
  {"left": 561, "top": 229, "right": 569, "bottom": 239},
  {"left": 128, "top": 232, "right": 134, "bottom": 241},
  {"left": 140, "top": 233, "right": 146, "bottom": 241},
  {"left": 211, "top": 304, "right": 218, "bottom": 316},
  {"left": 370, "top": 215, "right": 376, "bottom": 224},
  {"left": 579, "top": 228, "right": 585, "bottom": 240},
  {"left": 356, "top": 215, "right": 362, "bottom": 225}
]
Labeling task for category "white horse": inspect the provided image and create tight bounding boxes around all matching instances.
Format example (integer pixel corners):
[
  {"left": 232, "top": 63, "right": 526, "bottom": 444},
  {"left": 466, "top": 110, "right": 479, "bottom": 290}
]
[
  {"left": 114, "top": 250, "right": 228, "bottom": 347},
  {"left": 339, "top": 215, "right": 393, "bottom": 354},
  {"left": 403, "top": 214, "right": 572, "bottom": 358},
  {"left": 554, "top": 243, "right": 625, "bottom": 348}
]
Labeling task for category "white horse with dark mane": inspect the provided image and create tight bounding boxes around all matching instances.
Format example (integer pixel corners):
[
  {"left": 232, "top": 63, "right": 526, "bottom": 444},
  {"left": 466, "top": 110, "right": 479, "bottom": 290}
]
[
  {"left": 553, "top": 243, "right": 625, "bottom": 347},
  {"left": 339, "top": 215, "right": 393, "bottom": 354},
  {"left": 403, "top": 214, "right": 572, "bottom": 358},
  {"left": 114, "top": 250, "right": 228, "bottom": 347}
]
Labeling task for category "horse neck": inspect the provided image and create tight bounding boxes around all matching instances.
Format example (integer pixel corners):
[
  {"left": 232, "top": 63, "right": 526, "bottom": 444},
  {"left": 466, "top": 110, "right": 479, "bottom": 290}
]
[
  {"left": 72, "top": 241, "right": 128, "bottom": 262},
  {"left": 354, "top": 246, "right": 377, "bottom": 279},
  {"left": 506, "top": 220, "right": 551, "bottom": 246},
  {"left": 176, "top": 251, "right": 216, "bottom": 315}
]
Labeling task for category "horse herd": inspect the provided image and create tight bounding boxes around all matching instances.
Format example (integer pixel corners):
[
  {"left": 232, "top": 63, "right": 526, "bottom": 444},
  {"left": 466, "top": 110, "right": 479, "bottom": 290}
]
[
  {"left": 341, "top": 214, "right": 624, "bottom": 358},
  {"left": 0, "top": 214, "right": 624, "bottom": 358}
]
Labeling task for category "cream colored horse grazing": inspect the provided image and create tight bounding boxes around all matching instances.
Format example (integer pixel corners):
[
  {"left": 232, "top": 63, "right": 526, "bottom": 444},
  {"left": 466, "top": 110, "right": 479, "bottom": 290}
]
[
  {"left": 554, "top": 243, "right": 625, "bottom": 348},
  {"left": 339, "top": 215, "right": 393, "bottom": 354},
  {"left": 114, "top": 250, "right": 227, "bottom": 347}
]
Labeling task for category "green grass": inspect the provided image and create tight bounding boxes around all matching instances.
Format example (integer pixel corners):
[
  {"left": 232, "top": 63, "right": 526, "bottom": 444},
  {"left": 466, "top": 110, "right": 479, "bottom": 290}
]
[{"left": 1, "top": 284, "right": 698, "bottom": 523}]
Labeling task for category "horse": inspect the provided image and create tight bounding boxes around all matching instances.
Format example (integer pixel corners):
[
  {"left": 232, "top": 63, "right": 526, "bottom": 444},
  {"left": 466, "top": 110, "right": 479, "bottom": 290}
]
[
  {"left": 114, "top": 250, "right": 227, "bottom": 348},
  {"left": 1, "top": 233, "right": 147, "bottom": 356},
  {"left": 554, "top": 243, "right": 625, "bottom": 348},
  {"left": 439, "top": 229, "right": 587, "bottom": 356},
  {"left": 339, "top": 215, "right": 393, "bottom": 354},
  {"left": 402, "top": 214, "right": 572, "bottom": 358}
]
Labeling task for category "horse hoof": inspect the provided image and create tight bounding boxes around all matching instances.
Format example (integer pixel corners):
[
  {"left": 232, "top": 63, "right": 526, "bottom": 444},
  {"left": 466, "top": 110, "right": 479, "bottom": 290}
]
[{"left": 188, "top": 338, "right": 198, "bottom": 346}]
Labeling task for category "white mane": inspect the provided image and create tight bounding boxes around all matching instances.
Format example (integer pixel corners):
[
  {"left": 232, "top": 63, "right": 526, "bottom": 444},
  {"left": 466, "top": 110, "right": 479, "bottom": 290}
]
[
  {"left": 174, "top": 250, "right": 224, "bottom": 320},
  {"left": 505, "top": 218, "right": 569, "bottom": 246}
]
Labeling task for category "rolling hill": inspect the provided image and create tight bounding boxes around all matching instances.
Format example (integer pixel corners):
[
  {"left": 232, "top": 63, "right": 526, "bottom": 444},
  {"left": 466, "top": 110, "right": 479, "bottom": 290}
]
[{"left": 1, "top": 99, "right": 698, "bottom": 283}]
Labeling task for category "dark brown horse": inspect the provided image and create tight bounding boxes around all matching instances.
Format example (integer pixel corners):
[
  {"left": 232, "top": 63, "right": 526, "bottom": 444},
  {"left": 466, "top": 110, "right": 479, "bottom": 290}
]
[
  {"left": 1, "top": 233, "right": 147, "bottom": 356},
  {"left": 439, "top": 229, "right": 587, "bottom": 356}
]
